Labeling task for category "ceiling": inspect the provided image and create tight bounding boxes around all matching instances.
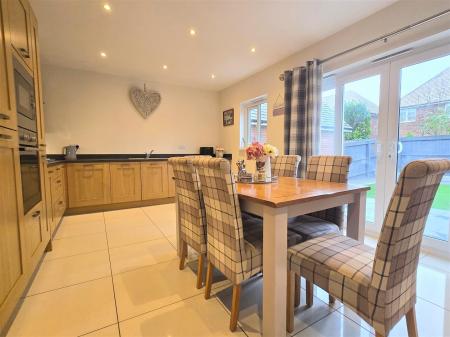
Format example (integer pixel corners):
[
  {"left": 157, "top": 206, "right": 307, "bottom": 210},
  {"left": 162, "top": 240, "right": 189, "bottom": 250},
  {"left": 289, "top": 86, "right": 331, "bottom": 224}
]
[{"left": 31, "top": 0, "right": 396, "bottom": 91}]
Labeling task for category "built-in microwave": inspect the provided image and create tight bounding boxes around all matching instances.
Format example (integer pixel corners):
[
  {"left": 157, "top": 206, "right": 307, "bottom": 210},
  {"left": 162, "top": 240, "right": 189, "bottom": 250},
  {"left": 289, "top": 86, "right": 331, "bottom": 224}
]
[{"left": 14, "top": 58, "right": 36, "bottom": 134}]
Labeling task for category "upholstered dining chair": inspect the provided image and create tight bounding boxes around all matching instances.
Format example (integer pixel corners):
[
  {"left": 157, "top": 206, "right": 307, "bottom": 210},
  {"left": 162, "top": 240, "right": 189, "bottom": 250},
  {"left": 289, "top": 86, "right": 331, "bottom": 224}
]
[
  {"left": 288, "top": 155, "right": 352, "bottom": 305},
  {"left": 271, "top": 155, "right": 301, "bottom": 177},
  {"left": 168, "top": 157, "right": 208, "bottom": 289},
  {"left": 286, "top": 159, "right": 450, "bottom": 337},
  {"left": 193, "top": 157, "right": 304, "bottom": 331}
]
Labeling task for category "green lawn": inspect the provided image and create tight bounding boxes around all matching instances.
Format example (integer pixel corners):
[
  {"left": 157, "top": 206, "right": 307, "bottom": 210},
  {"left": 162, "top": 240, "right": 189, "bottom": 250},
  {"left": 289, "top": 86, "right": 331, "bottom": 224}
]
[{"left": 366, "top": 183, "right": 450, "bottom": 210}]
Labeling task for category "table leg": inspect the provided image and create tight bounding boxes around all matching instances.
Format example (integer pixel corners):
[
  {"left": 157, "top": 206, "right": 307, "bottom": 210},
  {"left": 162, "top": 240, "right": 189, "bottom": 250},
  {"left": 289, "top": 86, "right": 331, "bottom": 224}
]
[
  {"left": 347, "top": 190, "right": 367, "bottom": 242},
  {"left": 263, "top": 206, "right": 288, "bottom": 336}
]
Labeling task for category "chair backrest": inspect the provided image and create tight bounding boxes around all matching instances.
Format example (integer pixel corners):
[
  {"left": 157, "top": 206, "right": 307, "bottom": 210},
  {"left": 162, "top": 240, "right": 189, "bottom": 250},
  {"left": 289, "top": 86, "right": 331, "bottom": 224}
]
[
  {"left": 193, "top": 157, "right": 248, "bottom": 283},
  {"left": 168, "top": 157, "right": 207, "bottom": 253},
  {"left": 306, "top": 155, "right": 352, "bottom": 229},
  {"left": 271, "top": 155, "right": 301, "bottom": 177},
  {"left": 370, "top": 159, "right": 450, "bottom": 329}
]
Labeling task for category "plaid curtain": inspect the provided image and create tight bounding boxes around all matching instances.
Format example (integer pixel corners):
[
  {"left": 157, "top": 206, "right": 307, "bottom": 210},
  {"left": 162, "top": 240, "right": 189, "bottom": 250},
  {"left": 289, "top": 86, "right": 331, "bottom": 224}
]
[{"left": 283, "top": 60, "right": 322, "bottom": 178}]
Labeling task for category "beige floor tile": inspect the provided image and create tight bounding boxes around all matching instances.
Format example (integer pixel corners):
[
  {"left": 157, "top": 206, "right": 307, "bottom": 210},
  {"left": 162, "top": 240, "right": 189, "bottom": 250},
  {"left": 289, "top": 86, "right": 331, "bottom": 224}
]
[
  {"left": 417, "top": 254, "right": 450, "bottom": 310},
  {"left": 104, "top": 208, "right": 146, "bottom": 222},
  {"left": 105, "top": 216, "right": 153, "bottom": 232},
  {"left": 214, "top": 277, "right": 335, "bottom": 337},
  {"left": 114, "top": 259, "right": 203, "bottom": 321},
  {"left": 292, "top": 311, "right": 372, "bottom": 337},
  {"left": 54, "top": 220, "right": 105, "bottom": 239},
  {"left": 119, "top": 294, "right": 246, "bottom": 337},
  {"left": 109, "top": 238, "right": 177, "bottom": 274},
  {"left": 45, "top": 233, "right": 108, "bottom": 260},
  {"left": 142, "top": 204, "right": 177, "bottom": 236},
  {"left": 28, "top": 250, "right": 111, "bottom": 296},
  {"left": 62, "top": 212, "right": 104, "bottom": 225},
  {"left": 81, "top": 324, "right": 120, "bottom": 337},
  {"left": 7, "top": 278, "right": 117, "bottom": 337},
  {"left": 107, "top": 223, "right": 165, "bottom": 248}
]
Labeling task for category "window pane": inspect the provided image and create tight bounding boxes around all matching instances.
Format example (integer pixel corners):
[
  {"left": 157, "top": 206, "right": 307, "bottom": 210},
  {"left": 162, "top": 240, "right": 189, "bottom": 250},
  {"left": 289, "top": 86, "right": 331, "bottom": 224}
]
[
  {"left": 320, "top": 88, "right": 336, "bottom": 154},
  {"left": 248, "top": 106, "right": 258, "bottom": 143},
  {"left": 397, "top": 53, "right": 450, "bottom": 241},
  {"left": 260, "top": 102, "right": 268, "bottom": 143}
]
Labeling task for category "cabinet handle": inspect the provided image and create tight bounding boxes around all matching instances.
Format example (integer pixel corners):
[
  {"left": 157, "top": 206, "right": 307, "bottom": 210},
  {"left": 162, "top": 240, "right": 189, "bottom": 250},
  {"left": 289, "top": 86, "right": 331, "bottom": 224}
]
[
  {"left": 32, "top": 210, "right": 41, "bottom": 218},
  {"left": 58, "top": 201, "right": 63, "bottom": 205},
  {"left": 48, "top": 170, "right": 54, "bottom": 173},
  {"left": 0, "top": 113, "right": 10, "bottom": 120},
  {"left": 0, "top": 134, "right": 12, "bottom": 140},
  {"left": 19, "top": 48, "right": 30, "bottom": 58},
  {"left": 56, "top": 167, "right": 61, "bottom": 171},
  {"left": 56, "top": 180, "right": 61, "bottom": 184}
]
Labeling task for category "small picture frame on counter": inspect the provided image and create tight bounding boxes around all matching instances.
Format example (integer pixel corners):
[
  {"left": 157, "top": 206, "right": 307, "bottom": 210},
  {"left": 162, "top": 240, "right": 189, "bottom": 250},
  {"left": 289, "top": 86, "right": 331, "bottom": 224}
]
[{"left": 223, "top": 108, "right": 234, "bottom": 126}]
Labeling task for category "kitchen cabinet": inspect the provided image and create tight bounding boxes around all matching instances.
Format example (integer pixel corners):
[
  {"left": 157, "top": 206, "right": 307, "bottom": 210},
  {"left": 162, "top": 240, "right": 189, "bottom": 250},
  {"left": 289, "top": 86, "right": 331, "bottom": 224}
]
[
  {"left": 7, "top": 0, "right": 33, "bottom": 70},
  {"left": 23, "top": 201, "right": 44, "bottom": 262},
  {"left": 39, "top": 150, "right": 50, "bottom": 238},
  {"left": 110, "top": 163, "right": 141, "bottom": 203},
  {"left": 0, "top": 127, "right": 25, "bottom": 331},
  {"left": 67, "top": 163, "right": 111, "bottom": 208},
  {"left": 47, "top": 164, "right": 66, "bottom": 234},
  {"left": 30, "top": 11, "right": 45, "bottom": 146},
  {"left": 167, "top": 163, "right": 175, "bottom": 197},
  {"left": 141, "top": 162, "right": 169, "bottom": 200},
  {"left": 0, "top": 0, "right": 16, "bottom": 130}
]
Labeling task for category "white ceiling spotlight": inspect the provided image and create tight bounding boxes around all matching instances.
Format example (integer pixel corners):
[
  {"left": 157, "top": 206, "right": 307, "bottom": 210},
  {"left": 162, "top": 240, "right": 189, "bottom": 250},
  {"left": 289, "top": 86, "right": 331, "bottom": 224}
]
[
  {"left": 211, "top": 74, "right": 216, "bottom": 79},
  {"left": 163, "top": 65, "right": 168, "bottom": 70},
  {"left": 103, "top": 3, "right": 111, "bottom": 12},
  {"left": 100, "top": 51, "right": 107, "bottom": 58},
  {"left": 251, "top": 47, "right": 256, "bottom": 53},
  {"left": 189, "top": 28, "right": 196, "bottom": 36}
]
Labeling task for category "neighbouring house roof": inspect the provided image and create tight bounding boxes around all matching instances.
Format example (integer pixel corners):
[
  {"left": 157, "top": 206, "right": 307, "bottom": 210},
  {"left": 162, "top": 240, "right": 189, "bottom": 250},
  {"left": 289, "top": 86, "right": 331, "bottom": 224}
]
[
  {"left": 344, "top": 91, "right": 379, "bottom": 116},
  {"left": 321, "top": 94, "right": 352, "bottom": 132},
  {"left": 401, "top": 68, "right": 450, "bottom": 108}
]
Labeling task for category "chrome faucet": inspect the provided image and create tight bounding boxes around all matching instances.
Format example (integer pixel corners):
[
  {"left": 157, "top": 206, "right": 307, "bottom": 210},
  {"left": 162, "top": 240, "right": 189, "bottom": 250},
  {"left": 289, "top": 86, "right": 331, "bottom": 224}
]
[{"left": 145, "top": 150, "right": 154, "bottom": 159}]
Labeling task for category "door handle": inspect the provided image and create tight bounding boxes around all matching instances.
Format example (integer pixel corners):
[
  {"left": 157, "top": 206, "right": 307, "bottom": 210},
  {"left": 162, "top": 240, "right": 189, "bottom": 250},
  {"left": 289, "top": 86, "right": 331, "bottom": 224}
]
[
  {"left": 32, "top": 210, "right": 41, "bottom": 218},
  {"left": 0, "top": 134, "right": 12, "bottom": 140},
  {"left": 19, "top": 48, "right": 30, "bottom": 58},
  {"left": 0, "top": 113, "right": 10, "bottom": 120}
]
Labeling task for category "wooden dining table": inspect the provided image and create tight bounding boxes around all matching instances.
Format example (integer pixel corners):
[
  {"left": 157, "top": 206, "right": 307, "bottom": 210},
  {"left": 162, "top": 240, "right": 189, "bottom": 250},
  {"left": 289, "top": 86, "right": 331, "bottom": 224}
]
[{"left": 235, "top": 177, "right": 369, "bottom": 337}]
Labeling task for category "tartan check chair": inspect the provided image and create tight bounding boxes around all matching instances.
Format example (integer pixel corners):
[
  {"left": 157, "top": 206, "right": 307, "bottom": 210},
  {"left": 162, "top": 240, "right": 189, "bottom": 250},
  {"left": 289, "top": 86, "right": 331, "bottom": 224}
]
[
  {"left": 168, "top": 157, "right": 208, "bottom": 289},
  {"left": 288, "top": 155, "right": 352, "bottom": 305},
  {"left": 286, "top": 159, "right": 450, "bottom": 337},
  {"left": 271, "top": 155, "right": 301, "bottom": 178},
  {"left": 193, "top": 157, "right": 304, "bottom": 331}
]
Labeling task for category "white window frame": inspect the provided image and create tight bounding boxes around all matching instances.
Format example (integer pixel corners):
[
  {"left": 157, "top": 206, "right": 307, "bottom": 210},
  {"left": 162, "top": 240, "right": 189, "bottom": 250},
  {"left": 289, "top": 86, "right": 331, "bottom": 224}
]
[
  {"left": 240, "top": 95, "right": 268, "bottom": 148},
  {"left": 399, "top": 107, "right": 417, "bottom": 123}
]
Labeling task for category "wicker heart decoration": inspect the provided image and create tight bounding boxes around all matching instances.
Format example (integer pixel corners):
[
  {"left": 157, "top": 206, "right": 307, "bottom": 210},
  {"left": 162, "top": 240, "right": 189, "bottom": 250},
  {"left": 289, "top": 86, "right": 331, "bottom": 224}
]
[{"left": 129, "top": 86, "right": 161, "bottom": 119}]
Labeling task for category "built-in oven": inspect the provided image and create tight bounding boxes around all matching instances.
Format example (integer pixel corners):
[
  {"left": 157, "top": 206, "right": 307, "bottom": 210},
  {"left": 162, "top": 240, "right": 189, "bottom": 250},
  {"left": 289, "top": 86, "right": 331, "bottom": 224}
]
[
  {"left": 14, "top": 58, "right": 41, "bottom": 214},
  {"left": 19, "top": 145, "right": 41, "bottom": 214}
]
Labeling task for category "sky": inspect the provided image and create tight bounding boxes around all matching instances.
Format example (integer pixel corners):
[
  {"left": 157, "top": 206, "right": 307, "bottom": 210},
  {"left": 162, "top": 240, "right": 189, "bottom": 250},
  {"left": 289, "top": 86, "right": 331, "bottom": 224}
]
[{"left": 325, "top": 53, "right": 450, "bottom": 107}]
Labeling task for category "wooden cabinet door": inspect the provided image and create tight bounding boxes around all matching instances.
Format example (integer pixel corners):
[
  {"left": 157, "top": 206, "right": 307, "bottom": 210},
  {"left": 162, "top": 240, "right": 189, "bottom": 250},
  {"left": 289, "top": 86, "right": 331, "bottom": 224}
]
[
  {"left": 67, "top": 163, "right": 111, "bottom": 208},
  {"left": 110, "top": 163, "right": 141, "bottom": 203},
  {"left": 7, "top": 0, "right": 33, "bottom": 69},
  {"left": 23, "top": 201, "right": 43, "bottom": 260},
  {"left": 141, "top": 162, "right": 168, "bottom": 200},
  {"left": 38, "top": 150, "right": 50, "bottom": 239},
  {"left": 0, "top": 127, "right": 24, "bottom": 307},
  {"left": 30, "top": 12, "right": 45, "bottom": 146},
  {"left": 167, "top": 163, "right": 175, "bottom": 197},
  {"left": 0, "top": 0, "right": 16, "bottom": 130}
]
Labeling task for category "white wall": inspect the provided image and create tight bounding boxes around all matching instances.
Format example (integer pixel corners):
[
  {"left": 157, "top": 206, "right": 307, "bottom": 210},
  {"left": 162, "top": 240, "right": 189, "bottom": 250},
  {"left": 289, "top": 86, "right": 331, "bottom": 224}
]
[
  {"left": 42, "top": 64, "right": 220, "bottom": 154},
  {"left": 218, "top": 1, "right": 450, "bottom": 163}
]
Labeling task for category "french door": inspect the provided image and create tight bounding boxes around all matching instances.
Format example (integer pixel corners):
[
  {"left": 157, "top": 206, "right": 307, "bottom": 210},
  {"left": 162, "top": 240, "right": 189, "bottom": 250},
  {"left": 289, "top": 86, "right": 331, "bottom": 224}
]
[{"left": 327, "top": 43, "right": 450, "bottom": 254}]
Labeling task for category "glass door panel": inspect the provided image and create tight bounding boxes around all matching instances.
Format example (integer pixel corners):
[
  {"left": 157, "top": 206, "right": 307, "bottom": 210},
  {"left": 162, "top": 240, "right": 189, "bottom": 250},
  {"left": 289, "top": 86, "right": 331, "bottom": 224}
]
[
  {"left": 396, "top": 53, "right": 450, "bottom": 242},
  {"left": 342, "top": 74, "right": 382, "bottom": 224}
]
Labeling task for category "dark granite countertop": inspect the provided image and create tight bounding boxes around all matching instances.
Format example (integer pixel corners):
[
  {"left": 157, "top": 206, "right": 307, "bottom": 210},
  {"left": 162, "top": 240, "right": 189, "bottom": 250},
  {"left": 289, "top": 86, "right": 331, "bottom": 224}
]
[{"left": 46, "top": 153, "right": 232, "bottom": 166}]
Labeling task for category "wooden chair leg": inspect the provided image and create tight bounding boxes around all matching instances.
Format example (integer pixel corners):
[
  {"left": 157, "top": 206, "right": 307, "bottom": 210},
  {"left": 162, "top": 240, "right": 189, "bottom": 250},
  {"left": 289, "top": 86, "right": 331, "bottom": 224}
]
[
  {"left": 179, "top": 240, "right": 187, "bottom": 270},
  {"left": 196, "top": 254, "right": 204, "bottom": 289},
  {"left": 230, "top": 284, "right": 241, "bottom": 332},
  {"left": 286, "top": 271, "right": 295, "bottom": 333},
  {"left": 306, "top": 280, "right": 313, "bottom": 307},
  {"left": 294, "top": 276, "right": 300, "bottom": 307},
  {"left": 406, "top": 307, "right": 418, "bottom": 337},
  {"left": 329, "top": 294, "right": 336, "bottom": 304},
  {"left": 204, "top": 261, "right": 214, "bottom": 299}
]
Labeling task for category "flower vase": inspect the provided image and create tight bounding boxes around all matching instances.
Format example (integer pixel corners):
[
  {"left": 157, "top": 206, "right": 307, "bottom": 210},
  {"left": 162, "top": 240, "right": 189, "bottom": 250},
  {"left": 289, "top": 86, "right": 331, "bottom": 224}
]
[{"left": 255, "top": 157, "right": 272, "bottom": 182}]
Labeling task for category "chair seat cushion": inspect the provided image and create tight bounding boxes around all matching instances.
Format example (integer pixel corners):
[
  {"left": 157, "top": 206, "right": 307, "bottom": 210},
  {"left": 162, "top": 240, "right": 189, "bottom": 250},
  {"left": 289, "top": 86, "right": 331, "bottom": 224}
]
[
  {"left": 288, "top": 233, "right": 375, "bottom": 305},
  {"left": 288, "top": 215, "right": 340, "bottom": 240}
]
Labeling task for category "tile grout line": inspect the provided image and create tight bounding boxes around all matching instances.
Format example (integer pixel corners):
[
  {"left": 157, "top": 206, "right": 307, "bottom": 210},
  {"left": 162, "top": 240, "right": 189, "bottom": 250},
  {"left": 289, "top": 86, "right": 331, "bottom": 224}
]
[
  {"left": 103, "top": 212, "right": 122, "bottom": 337},
  {"left": 77, "top": 322, "right": 118, "bottom": 337}
]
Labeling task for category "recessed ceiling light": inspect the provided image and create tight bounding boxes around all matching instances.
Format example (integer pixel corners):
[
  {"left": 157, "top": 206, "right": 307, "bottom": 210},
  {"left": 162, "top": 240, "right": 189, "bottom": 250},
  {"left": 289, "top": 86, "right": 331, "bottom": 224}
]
[
  {"left": 251, "top": 47, "right": 256, "bottom": 53},
  {"left": 211, "top": 74, "right": 216, "bottom": 79},
  {"left": 103, "top": 3, "right": 111, "bottom": 12},
  {"left": 163, "top": 65, "right": 168, "bottom": 70},
  {"left": 189, "top": 28, "right": 196, "bottom": 36},
  {"left": 100, "top": 52, "right": 107, "bottom": 58}
]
